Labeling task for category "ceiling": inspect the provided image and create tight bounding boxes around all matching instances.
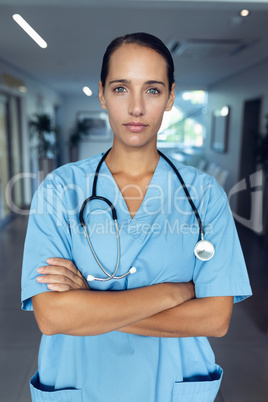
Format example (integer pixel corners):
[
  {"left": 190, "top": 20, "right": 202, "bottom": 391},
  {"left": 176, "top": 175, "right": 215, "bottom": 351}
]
[{"left": 1, "top": 0, "right": 268, "bottom": 96}]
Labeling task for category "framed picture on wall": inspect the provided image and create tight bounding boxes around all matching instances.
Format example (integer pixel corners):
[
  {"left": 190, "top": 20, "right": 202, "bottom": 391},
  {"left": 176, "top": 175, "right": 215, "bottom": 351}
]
[
  {"left": 77, "top": 111, "right": 111, "bottom": 141},
  {"left": 211, "top": 106, "right": 230, "bottom": 153}
]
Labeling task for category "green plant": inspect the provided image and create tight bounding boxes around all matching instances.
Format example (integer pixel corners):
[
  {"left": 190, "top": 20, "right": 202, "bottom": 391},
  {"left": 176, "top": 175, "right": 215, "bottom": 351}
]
[
  {"left": 30, "top": 113, "right": 58, "bottom": 158},
  {"left": 69, "top": 119, "right": 89, "bottom": 147}
]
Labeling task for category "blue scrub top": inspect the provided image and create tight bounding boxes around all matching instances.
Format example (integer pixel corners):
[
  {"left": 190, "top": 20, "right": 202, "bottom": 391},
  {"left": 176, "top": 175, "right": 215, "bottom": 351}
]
[{"left": 21, "top": 153, "right": 252, "bottom": 402}]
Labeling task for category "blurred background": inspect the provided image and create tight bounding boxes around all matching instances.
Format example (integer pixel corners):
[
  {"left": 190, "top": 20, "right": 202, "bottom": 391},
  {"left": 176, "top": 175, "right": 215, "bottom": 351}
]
[{"left": 0, "top": 1, "right": 268, "bottom": 401}]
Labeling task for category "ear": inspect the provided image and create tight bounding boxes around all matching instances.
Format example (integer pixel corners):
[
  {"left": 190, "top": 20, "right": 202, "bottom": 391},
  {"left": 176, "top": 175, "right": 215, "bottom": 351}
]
[
  {"left": 99, "top": 81, "right": 107, "bottom": 110},
  {"left": 165, "top": 83, "right": 175, "bottom": 112}
]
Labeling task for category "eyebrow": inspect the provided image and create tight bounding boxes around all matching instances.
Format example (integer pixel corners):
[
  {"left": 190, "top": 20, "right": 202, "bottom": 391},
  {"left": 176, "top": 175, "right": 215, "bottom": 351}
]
[{"left": 108, "top": 79, "right": 166, "bottom": 87}]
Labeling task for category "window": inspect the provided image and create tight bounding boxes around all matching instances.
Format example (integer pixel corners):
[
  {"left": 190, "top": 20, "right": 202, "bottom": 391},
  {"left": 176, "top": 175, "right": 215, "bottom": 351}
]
[
  {"left": 0, "top": 92, "right": 23, "bottom": 227},
  {"left": 157, "top": 90, "right": 207, "bottom": 147}
]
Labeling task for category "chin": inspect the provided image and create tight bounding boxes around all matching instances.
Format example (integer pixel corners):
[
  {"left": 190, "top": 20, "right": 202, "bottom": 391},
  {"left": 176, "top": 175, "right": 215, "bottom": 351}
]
[
  {"left": 123, "top": 141, "right": 155, "bottom": 150},
  {"left": 117, "top": 136, "right": 157, "bottom": 149}
]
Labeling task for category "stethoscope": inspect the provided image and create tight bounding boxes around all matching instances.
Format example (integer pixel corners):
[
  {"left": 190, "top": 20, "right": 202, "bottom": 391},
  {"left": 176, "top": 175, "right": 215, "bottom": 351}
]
[{"left": 79, "top": 148, "right": 215, "bottom": 282}]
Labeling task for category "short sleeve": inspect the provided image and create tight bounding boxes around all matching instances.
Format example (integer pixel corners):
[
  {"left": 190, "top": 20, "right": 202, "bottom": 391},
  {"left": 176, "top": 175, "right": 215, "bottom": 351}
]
[
  {"left": 193, "top": 180, "right": 252, "bottom": 303},
  {"left": 21, "top": 174, "right": 72, "bottom": 311}
]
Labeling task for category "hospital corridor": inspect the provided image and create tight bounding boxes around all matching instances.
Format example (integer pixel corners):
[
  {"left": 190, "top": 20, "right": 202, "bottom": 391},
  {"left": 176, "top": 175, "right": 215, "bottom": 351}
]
[
  {"left": 1, "top": 0, "right": 268, "bottom": 401},
  {"left": 0, "top": 215, "right": 267, "bottom": 401}
]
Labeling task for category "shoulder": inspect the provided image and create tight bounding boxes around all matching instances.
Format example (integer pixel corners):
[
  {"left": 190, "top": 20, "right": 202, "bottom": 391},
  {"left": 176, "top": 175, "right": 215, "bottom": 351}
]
[
  {"left": 40, "top": 153, "right": 103, "bottom": 189},
  {"left": 50, "top": 153, "right": 102, "bottom": 180},
  {"left": 164, "top": 155, "right": 225, "bottom": 203}
]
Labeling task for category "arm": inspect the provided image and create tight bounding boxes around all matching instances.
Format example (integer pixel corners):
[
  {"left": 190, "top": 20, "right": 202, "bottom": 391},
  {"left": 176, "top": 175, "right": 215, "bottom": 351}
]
[
  {"left": 33, "top": 258, "right": 232, "bottom": 338},
  {"left": 32, "top": 284, "right": 194, "bottom": 336},
  {"left": 33, "top": 259, "right": 195, "bottom": 336},
  {"left": 118, "top": 295, "right": 234, "bottom": 338}
]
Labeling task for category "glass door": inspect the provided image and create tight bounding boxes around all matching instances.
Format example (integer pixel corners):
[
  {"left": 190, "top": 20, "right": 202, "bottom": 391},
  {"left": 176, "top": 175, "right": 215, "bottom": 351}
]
[
  {"left": 9, "top": 96, "right": 23, "bottom": 210},
  {"left": 0, "top": 93, "right": 23, "bottom": 227},
  {"left": 0, "top": 94, "right": 10, "bottom": 223}
]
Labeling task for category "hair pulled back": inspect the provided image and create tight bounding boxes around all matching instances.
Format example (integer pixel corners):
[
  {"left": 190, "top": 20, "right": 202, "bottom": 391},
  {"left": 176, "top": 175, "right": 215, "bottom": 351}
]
[{"left": 100, "top": 32, "right": 175, "bottom": 92}]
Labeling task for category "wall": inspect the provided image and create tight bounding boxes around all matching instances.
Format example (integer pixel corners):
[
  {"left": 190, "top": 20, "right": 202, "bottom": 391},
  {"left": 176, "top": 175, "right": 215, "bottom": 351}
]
[
  {"left": 2, "top": 55, "right": 268, "bottom": 218},
  {"left": 204, "top": 58, "right": 268, "bottom": 209},
  {"left": 61, "top": 94, "right": 113, "bottom": 165},
  {"left": 0, "top": 59, "right": 62, "bottom": 205}
]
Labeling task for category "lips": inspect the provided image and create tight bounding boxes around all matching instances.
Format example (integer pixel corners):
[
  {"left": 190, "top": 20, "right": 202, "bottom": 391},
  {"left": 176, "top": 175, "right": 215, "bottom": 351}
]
[{"left": 123, "top": 122, "right": 148, "bottom": 133}]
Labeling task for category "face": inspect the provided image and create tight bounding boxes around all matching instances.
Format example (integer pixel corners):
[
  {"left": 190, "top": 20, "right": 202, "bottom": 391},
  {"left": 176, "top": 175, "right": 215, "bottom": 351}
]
[{"left": 99, "top": 44, "right": 175, "bottom": 150}]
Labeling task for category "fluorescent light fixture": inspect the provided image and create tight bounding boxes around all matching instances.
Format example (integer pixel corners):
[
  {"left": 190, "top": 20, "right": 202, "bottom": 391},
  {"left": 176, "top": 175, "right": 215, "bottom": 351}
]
[
  {"left": 12, "top": 14, "right": 47, "bottom": 49},
  {"left": 240, "top": 9, "right": 250, "bottom": 17},
  {"left": 83, "top": 86, "right": 92, "bottom": 96},
  {"left": 214, "top": 106, "right": 229, "bottom": 117},
  {"left": 18, "top": 85, "right": 27, "bottom": 93},
  {"left": 220, "top": 106, "right": 229, "bottom": 116}
]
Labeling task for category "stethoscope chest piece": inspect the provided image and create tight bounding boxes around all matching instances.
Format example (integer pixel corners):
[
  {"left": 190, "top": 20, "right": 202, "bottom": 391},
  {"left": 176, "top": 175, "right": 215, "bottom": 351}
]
[{"left": 194, "top": 238, "right": 215, "bottom": 261}]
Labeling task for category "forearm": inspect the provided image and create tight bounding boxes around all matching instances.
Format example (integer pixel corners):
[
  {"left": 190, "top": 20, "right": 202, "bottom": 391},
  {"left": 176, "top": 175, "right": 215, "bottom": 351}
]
[
  {"left": 32, "top": 282, "right": 194, "bottom": 336},
  {"left": 118, "top": 296, "right": 234, "bottom": 338}
]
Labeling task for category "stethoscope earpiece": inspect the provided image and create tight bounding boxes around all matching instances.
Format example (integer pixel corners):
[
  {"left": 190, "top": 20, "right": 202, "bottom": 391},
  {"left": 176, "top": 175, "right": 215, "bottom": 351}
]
[{"left": 87, "top": 275, "right": 95, "bottom": 282}]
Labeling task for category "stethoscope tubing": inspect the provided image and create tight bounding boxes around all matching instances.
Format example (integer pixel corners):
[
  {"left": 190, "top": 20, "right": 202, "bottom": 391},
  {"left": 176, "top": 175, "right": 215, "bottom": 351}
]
[
  {"left": 83, "top": 219, "right": 121, "bottom": 281},
  {"left": 157, "top": 150, "right": 204, "bottom": 237},
  {"left": 79, "top": 195, "right": 117, "bottom": 227},
  {"left": 80, "top": 148, "right": 215, "bottom": 282}
]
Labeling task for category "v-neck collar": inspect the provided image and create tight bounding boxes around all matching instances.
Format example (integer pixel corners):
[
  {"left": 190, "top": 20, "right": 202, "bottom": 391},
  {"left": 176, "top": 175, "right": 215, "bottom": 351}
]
[{"left": 97, "top": 154, "right": 167, "bottom": 240}]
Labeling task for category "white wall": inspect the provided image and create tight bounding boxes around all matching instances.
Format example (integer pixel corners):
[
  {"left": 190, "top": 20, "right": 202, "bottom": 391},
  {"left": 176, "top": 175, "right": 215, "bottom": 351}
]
[
  {"left": 0, "top": 60, "right": 62, "bottom": 204},
  {"left": 204, "top": 59, "right": 268, "bottom": 205},
  {"left": 61, "top": 94, "right": 113, "bottom": 164}
]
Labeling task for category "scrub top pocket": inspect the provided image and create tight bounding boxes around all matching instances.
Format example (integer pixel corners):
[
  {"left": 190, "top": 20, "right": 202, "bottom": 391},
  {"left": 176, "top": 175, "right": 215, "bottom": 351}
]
[
  {"left": 30, "top": 372, "right": 82, "bottom": 401},
  {"left": 171, "top": 365, "right": 223, "bottom": 402}
]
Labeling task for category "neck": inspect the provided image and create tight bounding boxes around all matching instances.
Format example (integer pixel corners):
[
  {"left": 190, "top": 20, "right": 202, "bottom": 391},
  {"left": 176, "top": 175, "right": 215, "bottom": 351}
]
[{"left": 105, "top": 143, "right": 160, "bottom": 177}]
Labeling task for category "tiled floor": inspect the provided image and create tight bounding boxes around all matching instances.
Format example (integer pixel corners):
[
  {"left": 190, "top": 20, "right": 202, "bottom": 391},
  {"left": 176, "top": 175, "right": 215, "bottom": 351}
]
[{"left": 0, "top": 215, "right": 268, "bottom": 402}]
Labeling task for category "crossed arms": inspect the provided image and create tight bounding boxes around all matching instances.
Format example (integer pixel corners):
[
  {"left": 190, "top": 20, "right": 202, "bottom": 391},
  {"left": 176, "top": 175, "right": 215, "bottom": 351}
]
[{"left": 32, "top": 258, "right": 233, "bottom": 338}]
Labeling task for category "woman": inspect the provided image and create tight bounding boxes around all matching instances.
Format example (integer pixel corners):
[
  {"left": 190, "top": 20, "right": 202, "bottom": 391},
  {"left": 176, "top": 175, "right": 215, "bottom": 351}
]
[{"left": 21, "top": 33, "right": 252, "bottom": 401}]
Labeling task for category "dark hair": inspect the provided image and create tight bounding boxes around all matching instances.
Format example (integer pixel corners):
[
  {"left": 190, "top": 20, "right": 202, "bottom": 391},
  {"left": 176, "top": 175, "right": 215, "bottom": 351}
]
[{"left": 100, "top": 32, "right": 175, "bottom": 92}]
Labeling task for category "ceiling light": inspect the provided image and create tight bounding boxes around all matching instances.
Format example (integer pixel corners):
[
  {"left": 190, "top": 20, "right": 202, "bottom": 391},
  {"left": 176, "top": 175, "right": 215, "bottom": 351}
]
[
  {"left": 240, "top": 9, "right": 250, "bottom": 17},
  {"left": 18, "top": 85, "right": 27, "bottom": 93},
  {"left": 12, "top": 14, "right": 47, "bottom": 49},
  {"left": 83, "top": 87, "right": 92, "bottom": 96}
]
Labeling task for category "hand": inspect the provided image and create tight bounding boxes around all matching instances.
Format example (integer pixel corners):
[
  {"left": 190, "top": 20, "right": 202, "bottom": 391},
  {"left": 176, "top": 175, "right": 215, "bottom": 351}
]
[{"left": 37, "top": 258, "right": 90, "bottom": 292}]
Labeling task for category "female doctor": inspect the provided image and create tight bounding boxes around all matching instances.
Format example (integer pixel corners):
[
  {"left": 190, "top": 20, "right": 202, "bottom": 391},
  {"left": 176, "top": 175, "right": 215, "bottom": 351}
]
[{"left": 21, "top": 32, "right": 252, "bottom": 402}]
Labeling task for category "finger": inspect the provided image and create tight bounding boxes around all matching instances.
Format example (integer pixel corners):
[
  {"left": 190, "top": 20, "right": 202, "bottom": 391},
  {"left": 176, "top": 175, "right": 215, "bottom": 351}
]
[
  {"left": 37, "top": 268, "right": 90, "bottom": 290},
  {"left": 37, "top": 273, "right": 77, "bottom": 289},
  {"left": 47, "top": 283, "right": 72, "bottom": 292},
  {"left": 46, "top": 259, "right": 88, "bottom": 287},
  {"left": 38, "top": 265, "right": 77, "bottom": 280},
  {"left": 46, "top": 258, "right": 78, "bottom": 275},
  {"left": 37, "top": 265, "right": 87, "bottom": 289}
]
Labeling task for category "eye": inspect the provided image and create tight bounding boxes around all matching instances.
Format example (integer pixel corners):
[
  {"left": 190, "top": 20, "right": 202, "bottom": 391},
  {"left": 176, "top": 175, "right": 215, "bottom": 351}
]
[
  {"left": 147, "top": 88, "right": 160, "bottom": 95},
  {"left": 114, "top": 86, "right": 127, "bottom": 93}
]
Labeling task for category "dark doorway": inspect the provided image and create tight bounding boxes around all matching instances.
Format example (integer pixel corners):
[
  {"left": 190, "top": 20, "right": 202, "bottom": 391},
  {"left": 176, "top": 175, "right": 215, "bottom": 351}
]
[{"left": 237, "top": 98, "right": 262, "bottom": 219}]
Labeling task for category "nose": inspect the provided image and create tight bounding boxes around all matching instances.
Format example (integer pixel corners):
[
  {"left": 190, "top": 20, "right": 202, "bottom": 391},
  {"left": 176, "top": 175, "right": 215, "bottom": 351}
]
[{"left": 128, "top": 92, "right": 145, "bottom": 117}]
